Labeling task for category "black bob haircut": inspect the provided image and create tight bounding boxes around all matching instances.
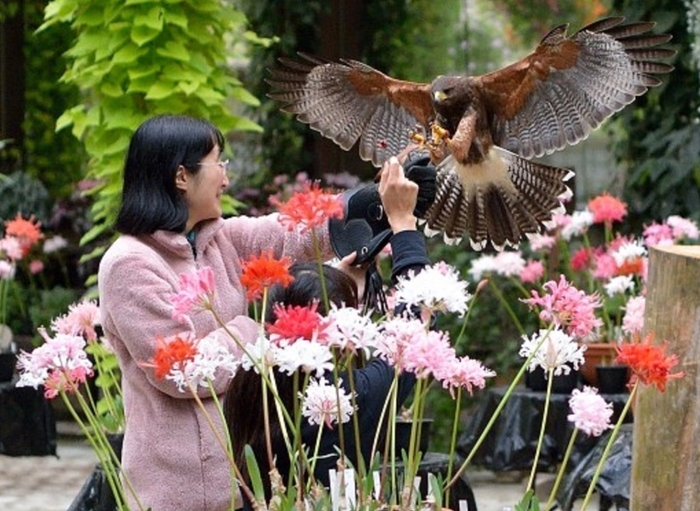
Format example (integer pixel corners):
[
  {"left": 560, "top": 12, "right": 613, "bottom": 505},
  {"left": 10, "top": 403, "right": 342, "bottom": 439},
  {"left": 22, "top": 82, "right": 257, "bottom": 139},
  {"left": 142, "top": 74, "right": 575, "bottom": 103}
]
[{"left": 114, "top": 115, "right": 225, "bottom": 235}]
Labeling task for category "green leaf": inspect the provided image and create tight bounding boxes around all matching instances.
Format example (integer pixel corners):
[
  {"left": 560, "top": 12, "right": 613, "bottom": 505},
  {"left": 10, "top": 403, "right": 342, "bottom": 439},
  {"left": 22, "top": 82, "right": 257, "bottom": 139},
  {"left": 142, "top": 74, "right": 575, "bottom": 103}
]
[
  {"left": 100, "top": 82, "right": 123, "bottom": 98},
  {"left": 163, "top": 8, "right": 188, "bottom": 29},
  {"left": 112, "top": 43, "right": 148, "bottom": 64},
  {"left": 145, "top": 81, "right": 177, "bottom": 100},
  {"left": 243, "top": 446, "right": 266, "bottom": 503},
  {"left": 156, "top": 40, "right": 190, "bottom": 62}
]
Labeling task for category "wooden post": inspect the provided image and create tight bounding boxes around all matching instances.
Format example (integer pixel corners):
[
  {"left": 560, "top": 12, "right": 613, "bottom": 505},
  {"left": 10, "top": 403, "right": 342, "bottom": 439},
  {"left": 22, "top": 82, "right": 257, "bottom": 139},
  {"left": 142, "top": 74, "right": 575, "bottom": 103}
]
[{"left": 631, "top": 245, "right": 700, "bottom": 510}]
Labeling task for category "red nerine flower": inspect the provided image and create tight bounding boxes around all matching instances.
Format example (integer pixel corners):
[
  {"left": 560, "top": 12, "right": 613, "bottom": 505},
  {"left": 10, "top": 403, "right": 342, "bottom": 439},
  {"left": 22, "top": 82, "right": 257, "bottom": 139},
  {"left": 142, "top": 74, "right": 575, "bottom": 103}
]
[
  {"left": 146, "top": 334, "right": 199, "bottom": 380},
  {"left": 267, "top": 302, "right": 326, "bottom": 344},
  {"left": 5, "top": 213, "right": 44, "bottom": 255},
  {"left": 615, "top": 333, "right": 685, "bottom": 392},
  {"left": 240, "top": 250, "right": 294, "bottom": 300},
  {"left": 271, "top": 182, "right": 344, "bottom": 233}
]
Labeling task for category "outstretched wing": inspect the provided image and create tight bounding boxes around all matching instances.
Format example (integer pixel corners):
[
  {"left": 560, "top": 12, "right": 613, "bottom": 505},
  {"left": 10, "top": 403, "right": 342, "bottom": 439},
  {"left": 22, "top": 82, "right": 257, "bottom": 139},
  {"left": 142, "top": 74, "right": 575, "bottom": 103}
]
[
  {"left": 267, "top": 53, "right": 434, "bottom": 167},
  {"left": 478, "top": 17, "right": 675, "bottom": 159}
]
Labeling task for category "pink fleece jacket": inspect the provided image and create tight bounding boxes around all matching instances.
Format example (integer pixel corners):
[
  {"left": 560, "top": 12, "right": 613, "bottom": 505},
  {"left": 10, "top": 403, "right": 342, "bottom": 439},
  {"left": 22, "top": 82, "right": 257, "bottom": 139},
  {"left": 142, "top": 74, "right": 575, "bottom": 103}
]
[{"left": 98, "top": 214, "right": 328, "bottom": 511}]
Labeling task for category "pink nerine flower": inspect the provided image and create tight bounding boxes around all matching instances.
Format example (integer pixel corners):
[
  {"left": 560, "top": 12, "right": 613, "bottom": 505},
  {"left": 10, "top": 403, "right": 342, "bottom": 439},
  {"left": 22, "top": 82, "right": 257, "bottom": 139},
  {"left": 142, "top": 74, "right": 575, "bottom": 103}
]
[
  {"left": 588, "top": 193, "right": 627, "bottom": 225},
  {"left": 302, "top": 377, "right": 355, "bottom": 429},
  {"left": 520, "top": 260, "right": 544, "bottom": 284},
  {"left": 375, "top": 317, "right": 429, "bottom": 369},
  {"left": 622, "top": 295, "right": 646, "bottom": 335},
  {"left": 522, "top": 275, "right": 602, "bottom": 339},
  {"left": 568, "top": 387, "right": 613, "bottom": 437},
  {"left": 52, "top": 300, "right": 102, "bottom": 342},
  {"left": 16, "top": 329, "right": 94, "bottom": 399},
  {"left": 667, "top": 215, "right": 699, "bottom": 241},
  {"left": 170, "top": 266, "right": 216, "bottom": 322},
  {"left": 438, "top": 356, "right": 496, "bottom": 398},
  {"left": 643, "top": 222, "right": 674, "bottom": 247},
  {"left": 402, "top": 329, "right": 456, "bottom": 379}
]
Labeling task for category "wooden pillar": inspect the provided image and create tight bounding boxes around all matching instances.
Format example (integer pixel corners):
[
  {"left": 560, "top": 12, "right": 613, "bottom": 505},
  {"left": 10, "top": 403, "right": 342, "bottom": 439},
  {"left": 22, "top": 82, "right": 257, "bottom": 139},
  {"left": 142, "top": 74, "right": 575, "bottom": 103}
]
[{"left": 631, "top": 245, "right": 700, "bottom": 510}]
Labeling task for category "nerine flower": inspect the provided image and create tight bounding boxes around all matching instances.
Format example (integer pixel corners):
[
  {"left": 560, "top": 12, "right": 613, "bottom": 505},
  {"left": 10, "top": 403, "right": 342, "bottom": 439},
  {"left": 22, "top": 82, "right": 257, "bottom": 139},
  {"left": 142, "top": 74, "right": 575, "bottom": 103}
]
[
  {"left": 520, "top": 260, "right": 545, "bottom": 284},
  {"left": 274, "top": 339, "right": 334, "bottom": 378},
  {"left": 402, "top": 329, "right": 456, "bottom": 379},
  {"left": 568, "top": 387, "right": 613, "bottom": 437},
  {"left": 622, "top": 295, "right": 645, "bottom": 335},
  {"left": 51, "top": 300, "right": 101, "bottom": 342},
  {"left": 144, "top": 333, "right": 199, "bottom": 380},
  {"left": 324, "top": 304, "right": 380, "bottom": 356},
  {"left": 588, "top": 193, "right": 627, "bottom": 225},
  {"left": 561, "top": 209, "right": 594, "bottom": 240},
  {"left": 667, "top": 215, "right": 699, "bottom": 240},
  {"left": 43, "top": 235, "right": 68, "bottom": 254},
  {"left": 615, "top": 333, "right": 685, "bottom": 392},
  {"left": 301, "top": 376, "right": 355, "bottom": 429},
  {"left": 0, "top": 236, "right": 23, "bottom": 260},
  {"left": 272, "top": 182, "right": 344, "bottom": 234},
  {"left": 0, "top": 260, "right": 15, "bottom": 280},
  {"left": 240, "top": 251, "right": 293, "bottom": 301},
  {"left": 467, "top": 254, "right": 498, "bottom": 281},
  {"left": 16, "top": 329, "right": 94, "bottom": 399},
  {"left": 267, "top": 302, "right": 327, "bottom": 345},
  {"left": 523, "top": 275, "right": 602, "bottom": 339},
  {"left": 5, "top": 214, "right": 44, "bottom": 254},
  {"left": 519, "top": 328, "right": 586, "bottom": 376},
  {"left": 394, "top": 262, "right": 471, "bottom": 316},
  {"left": 142, "top": 332, "right": 238, "bottom": 392},
  {"left": 437, "top": 355, "right": 496, "bottom": 398},
  {"left": 604, "top": 275, "right": 635, "bottom": 297},
  {"left": 374, "top": 316, "right": 429, "bottom": 369},
  {"left": 170, "top": 266, "right": 216, "bottom": 322}
]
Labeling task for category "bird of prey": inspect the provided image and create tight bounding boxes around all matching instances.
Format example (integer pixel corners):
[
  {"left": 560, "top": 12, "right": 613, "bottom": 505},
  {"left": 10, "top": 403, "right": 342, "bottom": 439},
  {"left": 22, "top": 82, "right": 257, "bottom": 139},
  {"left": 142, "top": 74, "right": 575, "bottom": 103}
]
[{"left": 267, "top": 17, "right": 675, "bottom": 250}]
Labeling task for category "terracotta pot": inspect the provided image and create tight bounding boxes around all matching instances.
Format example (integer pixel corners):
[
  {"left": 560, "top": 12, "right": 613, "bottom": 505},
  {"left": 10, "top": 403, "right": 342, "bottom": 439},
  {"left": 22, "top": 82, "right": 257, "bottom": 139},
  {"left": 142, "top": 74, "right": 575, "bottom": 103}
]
[{"left": 579, "top": 342, "right": 619, "bottom": 386}]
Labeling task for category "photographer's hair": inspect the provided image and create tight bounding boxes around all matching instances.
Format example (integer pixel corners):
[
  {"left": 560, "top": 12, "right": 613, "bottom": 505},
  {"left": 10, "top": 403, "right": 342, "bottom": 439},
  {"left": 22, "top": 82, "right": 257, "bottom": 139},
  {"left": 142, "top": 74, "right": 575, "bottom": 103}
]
[
  {"left": 224, "top": 263, "right": 358, "bottom": 501},
  {"left": 115, "top": 115, "right": 225, "bottom": 235}
]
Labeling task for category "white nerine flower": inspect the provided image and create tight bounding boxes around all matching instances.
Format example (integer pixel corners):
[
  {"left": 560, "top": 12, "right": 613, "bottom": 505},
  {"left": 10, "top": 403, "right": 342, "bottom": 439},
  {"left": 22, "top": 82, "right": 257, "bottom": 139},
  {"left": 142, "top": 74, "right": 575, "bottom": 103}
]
[
  {"left": 0, "top": 260, "right": 15, "bottom": 280},
  {"left": 395, "top": 262, "right": 471, "bottom": 316},
  {"left": 604, "top": 275, "right": 635, "bottom": 297},
  {"left": 561, "top": 210, "right": 594, "bottom": 241},
  {"left": 301, "top": 377, "right": 355, "bottom": 428},
  {"left": 468, "top": 254, "right": 498, "bottom": 281},
  {"left": 519, "top": 328, "right": 586, "bottom": 376},
  {"left": 612, "top": 241, "right": 647, "bottom": 266},
  {"left": 493, "top": 251, "right": 526, "bottom": 277},
  {"left": 43, "top": 235, "right": 69, "bottom": 254},
  {"left": 168, "top": 335, "right": 239, "bottom": 392},
  {"left": 239, "top": 334, "right": 276, "bottom": 373},
  {"left": 324, "top": 305, "right": 380, "bottom": 356},
  {"left": 274, "top": 340, "right": 333, "bottom": 378}
]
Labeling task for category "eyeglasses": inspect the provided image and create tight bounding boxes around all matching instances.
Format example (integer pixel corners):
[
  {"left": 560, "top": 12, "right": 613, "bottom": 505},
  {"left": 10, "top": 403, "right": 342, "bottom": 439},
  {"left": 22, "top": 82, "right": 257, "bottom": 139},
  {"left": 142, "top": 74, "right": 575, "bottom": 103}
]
[{"left": 198, "top": 159, "right": 230, "bottom": 174}]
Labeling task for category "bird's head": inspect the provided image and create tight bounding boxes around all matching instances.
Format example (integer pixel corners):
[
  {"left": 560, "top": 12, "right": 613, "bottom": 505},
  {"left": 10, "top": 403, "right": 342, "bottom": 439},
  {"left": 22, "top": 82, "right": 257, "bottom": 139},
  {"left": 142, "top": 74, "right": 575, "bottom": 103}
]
[{"left": 430, "top": 76, "right": 462, "bottom": 106}]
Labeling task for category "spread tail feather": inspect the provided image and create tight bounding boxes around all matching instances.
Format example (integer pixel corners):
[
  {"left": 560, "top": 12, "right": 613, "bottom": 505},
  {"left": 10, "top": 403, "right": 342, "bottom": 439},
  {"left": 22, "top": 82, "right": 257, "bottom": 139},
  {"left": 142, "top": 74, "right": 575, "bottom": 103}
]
[{"left": 423, "top": 148, "right": 573, "bottom": 250}]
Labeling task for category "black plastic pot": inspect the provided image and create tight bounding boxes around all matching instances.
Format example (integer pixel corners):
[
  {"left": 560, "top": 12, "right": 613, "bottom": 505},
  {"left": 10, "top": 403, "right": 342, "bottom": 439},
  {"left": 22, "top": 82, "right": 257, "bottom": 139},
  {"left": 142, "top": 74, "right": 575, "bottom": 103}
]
[{"left": 595, "top": 365, "right": 629, "bottom": 394}]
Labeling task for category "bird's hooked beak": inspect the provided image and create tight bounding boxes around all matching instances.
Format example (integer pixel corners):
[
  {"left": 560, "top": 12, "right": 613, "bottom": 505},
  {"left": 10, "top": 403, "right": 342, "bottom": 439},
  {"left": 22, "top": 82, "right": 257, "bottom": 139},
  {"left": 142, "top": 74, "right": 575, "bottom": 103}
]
[{"left": 433, "top": 90, "right": 448, "bottom": 104}]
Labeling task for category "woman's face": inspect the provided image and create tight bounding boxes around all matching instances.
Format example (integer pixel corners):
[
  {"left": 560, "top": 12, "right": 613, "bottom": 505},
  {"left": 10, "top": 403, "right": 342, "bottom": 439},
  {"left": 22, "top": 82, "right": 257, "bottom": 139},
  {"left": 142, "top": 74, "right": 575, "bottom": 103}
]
[{"left": 177, "top": 145, "right": 230, "bottom": 231}]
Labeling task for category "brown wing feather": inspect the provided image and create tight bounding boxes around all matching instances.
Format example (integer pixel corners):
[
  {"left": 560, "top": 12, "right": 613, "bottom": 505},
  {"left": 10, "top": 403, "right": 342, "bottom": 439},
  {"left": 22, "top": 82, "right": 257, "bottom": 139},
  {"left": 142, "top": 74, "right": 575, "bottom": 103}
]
[
  {"left": 267, "top": 54, "right": 433, "bottom": 167},
  {"left": 476, "top": 17, "right": 675, "bottom": 159}
]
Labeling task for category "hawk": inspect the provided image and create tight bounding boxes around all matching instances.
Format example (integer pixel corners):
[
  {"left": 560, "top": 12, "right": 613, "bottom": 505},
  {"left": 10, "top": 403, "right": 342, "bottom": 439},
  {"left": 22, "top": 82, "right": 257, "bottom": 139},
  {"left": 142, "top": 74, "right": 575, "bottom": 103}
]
[{"left": 267, "top": 17, "right": 675, "bottom": 250}]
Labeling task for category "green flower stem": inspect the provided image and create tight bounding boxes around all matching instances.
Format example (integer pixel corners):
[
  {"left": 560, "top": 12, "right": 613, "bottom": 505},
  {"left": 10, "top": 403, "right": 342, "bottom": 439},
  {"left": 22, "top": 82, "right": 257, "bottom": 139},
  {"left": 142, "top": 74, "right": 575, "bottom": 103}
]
[
  {"left": 579, "top": 381, "right": 637, "bottom": 511},
  {"left": 60, "top": 391, "right": 127, "bottom": 511},
  {"left": 455, "top": 282, "right": 483, "bottom": 347},
  {"left": 444, "top": 386, "right": 463, "bottom": 507},
  {"left": 489, "top": 278, "right": 526, "bottom": 336},
  {"left": 207, "top": 380, "right": 238, "bottom": 511},
  {"left": 345, "top": 358, "right": 367, "bottom": 492},
  {"left": 445, "top": 325, "right": 554, "bottom": 490},
  {"left": 70, "top": 383, "right": 145, "bottom": 511},
  {"left": 526, "top": 367, "right": 554, "bottom": 491},
  {"left": 545, "top": 428, "right": 579, "bottom": 510},
  {"left": 186, "top": 383, "right": 257, "bottom": 507},
  {"left": 312, "top": 228, "right": 329, "bottom": 312}
]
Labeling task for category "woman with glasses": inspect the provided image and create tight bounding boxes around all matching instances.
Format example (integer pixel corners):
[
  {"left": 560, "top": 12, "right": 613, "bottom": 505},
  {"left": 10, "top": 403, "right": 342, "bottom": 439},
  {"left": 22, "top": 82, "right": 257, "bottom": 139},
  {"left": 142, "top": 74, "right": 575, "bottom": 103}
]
[{"left": 97, "top": 114, "right": 334, "bottom": 511}]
